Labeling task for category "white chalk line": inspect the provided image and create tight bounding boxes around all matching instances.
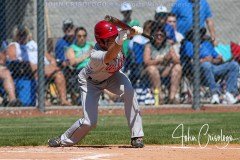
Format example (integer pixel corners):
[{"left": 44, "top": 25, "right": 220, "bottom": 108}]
[{"left": 71, "top": 153, "right": 115, "bottom": 160}]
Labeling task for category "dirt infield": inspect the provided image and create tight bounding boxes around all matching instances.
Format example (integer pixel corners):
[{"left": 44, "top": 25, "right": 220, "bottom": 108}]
[{"left": 0, "top": 145, "right": 240, "bottom": 160}]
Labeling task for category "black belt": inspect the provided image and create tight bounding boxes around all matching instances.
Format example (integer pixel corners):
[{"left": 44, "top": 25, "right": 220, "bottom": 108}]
[
  {"left": 88, "top": 76, "right": 99, "bottom": 82},
  {"left": 88, "top": 76, "right": 92, "bottom": 80},
  {"left": 87, "top": 76, "right": 106, "bottom": 84}
]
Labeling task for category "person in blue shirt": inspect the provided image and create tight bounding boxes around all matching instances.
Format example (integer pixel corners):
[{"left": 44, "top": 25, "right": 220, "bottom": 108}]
[
  {"left": 182, "top": 28, "right": 239, "bottom": 104},
  {"left": 55, "top": 19, "right": 75, "bottom": 65},
  {"left": 127, "top": 20, "right": 153, "bottom": 87},
  {"left": 171, "top": 0, "right": 217, "bottom": 45}
]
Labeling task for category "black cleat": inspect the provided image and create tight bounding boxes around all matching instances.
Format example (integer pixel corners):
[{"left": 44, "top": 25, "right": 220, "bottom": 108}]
[
  {"left": 131, "top": 137, "right": 144, "bottom": 148},
  {"left": 48, "top": 136, "right": 62, "bottom": 147}
]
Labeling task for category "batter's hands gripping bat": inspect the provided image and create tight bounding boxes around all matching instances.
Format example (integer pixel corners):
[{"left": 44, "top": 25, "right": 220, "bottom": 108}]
[{"left": 104, "top": 15, "right": 154, "bottom": 41}]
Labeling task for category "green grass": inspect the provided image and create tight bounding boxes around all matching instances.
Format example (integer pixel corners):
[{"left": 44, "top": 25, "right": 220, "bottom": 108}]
[{"left": 0, "top": 112, "right": 240, "bottom": 146}]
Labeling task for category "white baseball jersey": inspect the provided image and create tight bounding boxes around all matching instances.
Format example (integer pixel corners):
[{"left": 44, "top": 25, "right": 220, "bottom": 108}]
[{"left": 83, "top": 43, "right": 125, "bottom": 82}]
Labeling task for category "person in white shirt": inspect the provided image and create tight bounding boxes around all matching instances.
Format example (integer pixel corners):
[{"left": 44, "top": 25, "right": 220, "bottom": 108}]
[
  {"left": 7, "top": 25, "right": 71, "bottom": 106},
  {"left": 166, "top": 13, "right": 184, "bottom": 56}
]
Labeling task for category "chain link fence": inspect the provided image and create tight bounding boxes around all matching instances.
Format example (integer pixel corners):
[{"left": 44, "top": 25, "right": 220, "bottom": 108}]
[{"left": 0, "top": 0, "right": 240, "bottom": 109}]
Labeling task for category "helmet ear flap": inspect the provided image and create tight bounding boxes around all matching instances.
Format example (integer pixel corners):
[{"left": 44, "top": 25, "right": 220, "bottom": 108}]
[
  {"left": 97, "top": 38, "right": 104, "bottom": 45},
  {"left": 97, "top": 38, "right": 107, "bottom": 50}
]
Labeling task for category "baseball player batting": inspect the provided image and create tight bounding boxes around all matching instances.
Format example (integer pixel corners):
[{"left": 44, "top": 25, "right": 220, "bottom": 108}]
[{"left": 48, "top": 18, "right": 145, "bottom": 148}]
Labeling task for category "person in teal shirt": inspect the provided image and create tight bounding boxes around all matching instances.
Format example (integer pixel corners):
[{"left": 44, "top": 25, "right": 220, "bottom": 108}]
[
  {"left": 65, "top": 27, "right": 93, "bottom": 104},
  {"left": 66, "top": 27, "right": 93, "bottom": 70}
]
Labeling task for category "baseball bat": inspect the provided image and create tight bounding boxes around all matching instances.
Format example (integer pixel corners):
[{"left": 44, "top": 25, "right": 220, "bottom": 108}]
[{"left": 104, "top": 15, "right": 154, "bottom": 41}]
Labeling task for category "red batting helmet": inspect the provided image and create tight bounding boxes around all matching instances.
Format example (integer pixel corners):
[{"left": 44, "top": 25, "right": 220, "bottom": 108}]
[{"left": 94, "top": 20, "right": 118, "bottom": 44}]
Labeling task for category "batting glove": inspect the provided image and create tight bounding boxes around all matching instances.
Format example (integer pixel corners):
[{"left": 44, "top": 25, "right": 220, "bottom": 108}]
[
  {"left": 115, "top": 30, "right": 129, "bottom": 45},
  {"left": 132, "top": 26, "right": 143, "bottom": 35}
]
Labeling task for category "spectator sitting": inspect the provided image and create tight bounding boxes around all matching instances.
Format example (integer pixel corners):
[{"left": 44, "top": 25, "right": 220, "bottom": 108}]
[
  {"left": 7, "top": 25, "right": 71, "bottom": 106},
  {"left": 65, "top": 27, "right": 92, "bottom": 71},
  {"left": 120, "top": 2, "right": 140, "bottom": 71},
  {"left": 65, "top": 27, "right": 93, "bottom": 104},
  {"left": 0, "top": 49, "right": 21, "bottom": 106},
  {"left": 171, "top": 0, "right": 217, "bottom": 46},
  {"left": 166, "top": 13, "right": 184, "bottom": 56},
  {"left": 144, "top": 24, "right": 182, "bottom": 104},
  {"left": 181, "top": 28, "right": 239, "bottom": 104},
  {"left": 127, "top": 20, "right": 154, "bottom": 86},
  {"left": 55, "top": 18, "right": 75, "bottom": 65}
]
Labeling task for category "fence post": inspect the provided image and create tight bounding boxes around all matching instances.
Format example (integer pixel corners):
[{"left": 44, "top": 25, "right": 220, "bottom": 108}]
[
  {"left": 192, "top": 0, "right": 201, "bottom": 110},
  {"left": 37, "top": 0, "right": 45, "bottom": 112},
  {"left": 0, "top": 0, "right": 6, "bottom": 45}
]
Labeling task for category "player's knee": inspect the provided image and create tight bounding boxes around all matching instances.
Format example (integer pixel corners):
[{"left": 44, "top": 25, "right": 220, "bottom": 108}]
[
  {"left": 83, "top": 118, "right": 97, "bottom": 128},
  {"left": 123, "top": 85, "right": 134, "bottom": 98}
]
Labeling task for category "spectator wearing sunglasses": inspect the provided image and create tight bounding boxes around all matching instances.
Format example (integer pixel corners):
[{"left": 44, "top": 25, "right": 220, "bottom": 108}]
[
  {"left": 144, "top": 24, "right": 182, "bottom": 104},
  {"left": 65, "top": 27, "right": 93, "bottom": 104},
  {"left": 65, "top": 27, "right": 92, "bottom": 70}
]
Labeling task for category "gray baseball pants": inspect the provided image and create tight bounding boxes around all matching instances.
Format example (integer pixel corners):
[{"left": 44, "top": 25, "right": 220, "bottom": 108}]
[{"left": 60, "top": 71, "right": 144, "bottom": 146}]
